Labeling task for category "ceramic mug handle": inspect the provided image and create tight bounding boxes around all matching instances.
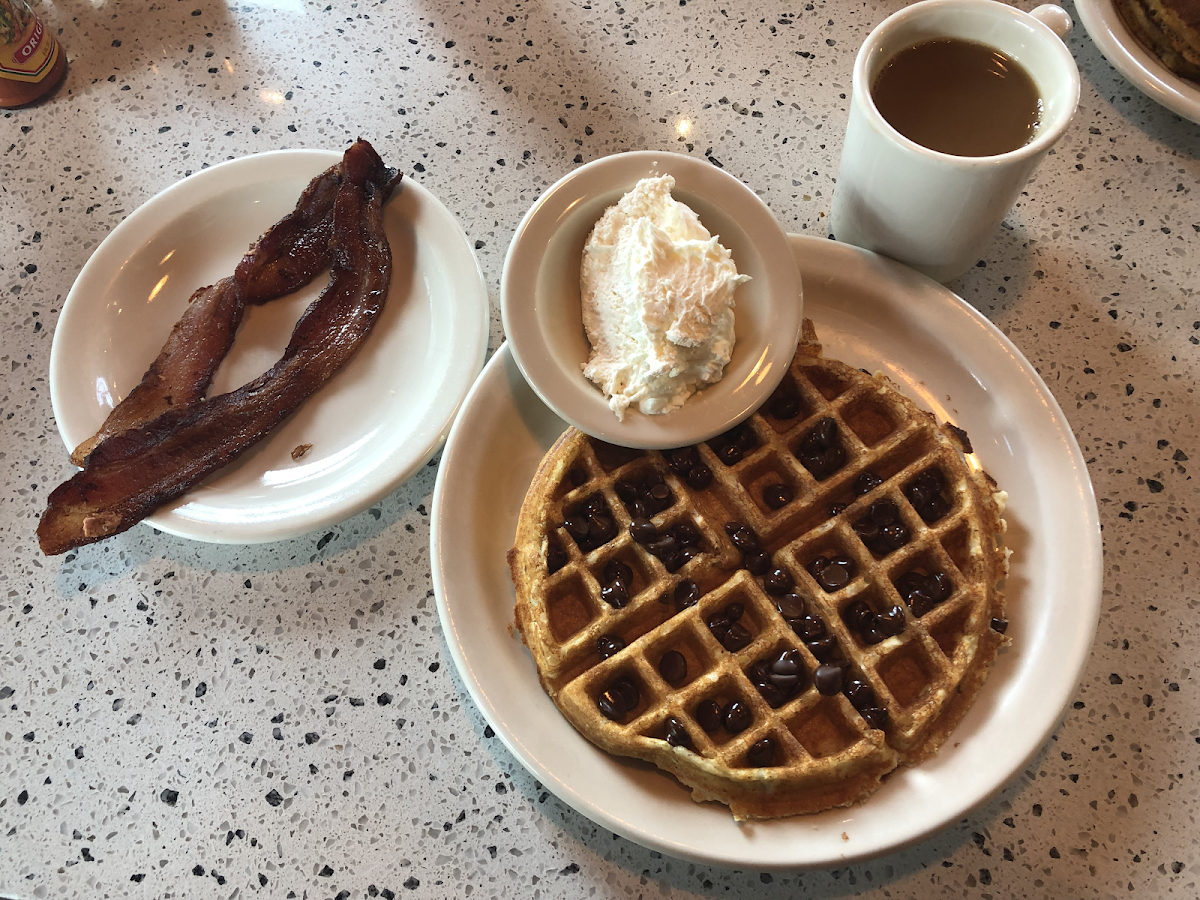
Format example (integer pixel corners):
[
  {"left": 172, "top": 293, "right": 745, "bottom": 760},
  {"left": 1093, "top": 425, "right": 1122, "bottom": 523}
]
[{"left": 1030, "top": 4, "right": 1072, "bottom": 39}]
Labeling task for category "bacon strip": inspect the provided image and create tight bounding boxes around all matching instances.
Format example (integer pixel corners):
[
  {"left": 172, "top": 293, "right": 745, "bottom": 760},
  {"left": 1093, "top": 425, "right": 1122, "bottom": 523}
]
[
  {"left": 69, "top": 143, "right": 400, "bottom": 466},
  {"left": 39, "top": 141, "right": 401, "bottom": 555}
]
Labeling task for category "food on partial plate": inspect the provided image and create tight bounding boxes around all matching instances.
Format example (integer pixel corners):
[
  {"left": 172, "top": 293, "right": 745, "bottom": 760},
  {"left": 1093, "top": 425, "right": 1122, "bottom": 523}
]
[
  {"left": 580, "top": 175, "right": 749, "bottom": 421},
  {"left": 37, "top": 139, "right": 402, "bottom": 556},
  {"left": 508, "top": 322, "right": 1009, "bottom": 819},
  {"left": 1114, "top": 0, "right": 1200, "bottom": 83}
]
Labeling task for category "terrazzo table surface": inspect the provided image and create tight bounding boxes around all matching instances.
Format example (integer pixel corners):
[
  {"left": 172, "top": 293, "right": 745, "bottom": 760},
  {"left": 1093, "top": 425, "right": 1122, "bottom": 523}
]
[{"left": 3, "top": 0, "right": 1198, "bottom": 896}]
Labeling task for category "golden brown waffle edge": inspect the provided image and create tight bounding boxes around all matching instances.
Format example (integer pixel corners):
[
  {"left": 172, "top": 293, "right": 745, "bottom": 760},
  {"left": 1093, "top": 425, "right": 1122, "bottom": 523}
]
[{"left": 510, "top": 325, "right": 1010, "bottom": 820}]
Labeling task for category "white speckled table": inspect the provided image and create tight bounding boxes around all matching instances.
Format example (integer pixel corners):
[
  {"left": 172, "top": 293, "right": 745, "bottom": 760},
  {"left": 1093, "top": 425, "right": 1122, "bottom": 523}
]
[{"left": 2, "top": 0, "right": 1198, "bottom": 896}]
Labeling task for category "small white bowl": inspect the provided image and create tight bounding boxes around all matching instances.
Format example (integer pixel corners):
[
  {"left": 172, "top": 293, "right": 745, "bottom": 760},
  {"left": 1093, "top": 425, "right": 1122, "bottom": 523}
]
[{"left": 500, "top": 151, "right": 803, "bottom": 450}]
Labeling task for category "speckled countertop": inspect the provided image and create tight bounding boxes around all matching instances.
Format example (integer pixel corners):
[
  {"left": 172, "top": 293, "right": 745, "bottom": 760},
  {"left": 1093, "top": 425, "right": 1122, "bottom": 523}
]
[{"left": 2, "top": 0, "right": 1198, "bottom": 896}]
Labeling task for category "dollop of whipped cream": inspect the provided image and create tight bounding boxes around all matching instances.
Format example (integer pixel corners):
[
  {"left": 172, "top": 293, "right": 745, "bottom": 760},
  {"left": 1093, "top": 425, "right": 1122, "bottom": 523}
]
[{"left": 580, "top": 175, "right": 750, "bottom": 420}]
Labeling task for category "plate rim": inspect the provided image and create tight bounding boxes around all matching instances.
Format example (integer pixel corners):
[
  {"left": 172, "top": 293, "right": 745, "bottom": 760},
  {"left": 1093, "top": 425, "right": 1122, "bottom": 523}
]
[
  {"left": 50, "top": 148, "right": 490, "bottom": 545},
  {"left": 432, "top": 234, "right": 1102, "bottom": 869},
  {"left": 1075, "top": 0, "right": 1200, "bottom": 124}
]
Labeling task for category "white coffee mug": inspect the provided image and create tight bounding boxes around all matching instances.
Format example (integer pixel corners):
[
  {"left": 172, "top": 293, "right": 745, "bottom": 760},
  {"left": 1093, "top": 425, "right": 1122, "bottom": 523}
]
[{"left": 829, "top": 0, "right": 1080, "bottom": 283}]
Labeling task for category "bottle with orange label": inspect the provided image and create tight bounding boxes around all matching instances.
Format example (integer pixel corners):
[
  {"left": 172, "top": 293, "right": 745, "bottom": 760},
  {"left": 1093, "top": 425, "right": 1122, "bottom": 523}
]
[{"left": 0, "top": 0, "right": 67, "bottom": 108}]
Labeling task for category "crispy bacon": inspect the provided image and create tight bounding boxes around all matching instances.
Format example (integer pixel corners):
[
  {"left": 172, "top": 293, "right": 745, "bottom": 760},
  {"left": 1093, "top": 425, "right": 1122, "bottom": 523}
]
[
  {"left": 39, "top": 141, "right": 401, "bottom": 555},
  {"left": 69, "top": 143, "right": 400, "bottom": 466}
]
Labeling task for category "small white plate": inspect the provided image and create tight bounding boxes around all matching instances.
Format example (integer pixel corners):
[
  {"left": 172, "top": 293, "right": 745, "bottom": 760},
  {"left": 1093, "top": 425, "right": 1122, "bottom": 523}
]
[
  {"left": 500, "top": 151, "right": 803, "bottom": 450},
  {"left": 50, "top": 149, "right": 489, "bottom": 545},
  {"left": 432, "top": 235, "right": 1102, "bottom": 869},
  {"left": 1076, "top": 0, "right": 1200, "bottom": 124}
]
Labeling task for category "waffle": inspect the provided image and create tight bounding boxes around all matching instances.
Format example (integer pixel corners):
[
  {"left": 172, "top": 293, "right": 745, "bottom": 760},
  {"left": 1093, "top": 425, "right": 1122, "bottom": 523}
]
[{"left": 508, "top": 324, "right": 1009, "bottom": 819}]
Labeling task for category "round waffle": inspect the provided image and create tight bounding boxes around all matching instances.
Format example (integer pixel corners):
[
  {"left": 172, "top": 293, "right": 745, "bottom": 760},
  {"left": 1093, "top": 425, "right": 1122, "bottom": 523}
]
[{"left": 508, "top": 324, "right": 1009, "bottom": 819}]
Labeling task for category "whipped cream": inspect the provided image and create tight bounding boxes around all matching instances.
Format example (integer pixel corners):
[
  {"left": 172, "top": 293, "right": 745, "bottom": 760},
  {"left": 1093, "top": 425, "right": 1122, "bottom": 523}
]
[{"left": 580, "top": 175, "right": 750, "bottom": 420}]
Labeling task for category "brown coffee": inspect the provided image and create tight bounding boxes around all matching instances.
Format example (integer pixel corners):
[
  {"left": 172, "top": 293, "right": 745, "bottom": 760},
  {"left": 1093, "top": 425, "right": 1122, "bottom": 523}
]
[{"left": 871, "top": 38, "right": 1041, "bottom": 157}]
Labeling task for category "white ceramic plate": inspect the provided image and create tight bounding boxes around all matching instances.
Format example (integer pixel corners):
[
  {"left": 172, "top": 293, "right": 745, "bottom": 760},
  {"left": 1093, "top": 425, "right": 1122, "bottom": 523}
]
[
  {"left": 1076, "top": 0, "right": 1200, "bottom": 124},
  {"left": 432, "top": 235, "right": 1102, "bottom": 869},
  {"left": 50, "top": 149, "right": 489, "bottom": 544},
  {"left": 501, "top": 151, "right": 803, "bottom": 450}
]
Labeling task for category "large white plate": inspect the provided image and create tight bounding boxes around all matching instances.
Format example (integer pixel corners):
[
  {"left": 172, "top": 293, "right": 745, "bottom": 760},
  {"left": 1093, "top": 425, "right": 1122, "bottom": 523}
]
[
  {"left": 50, "top": 149, "right": 489, "bottom": 545},
  {"left": 1076, "top": 0, "right": 1200, "bottom": 124},
  {"left": 431, "top": 235, "right": 1102, "bottom": 869}
]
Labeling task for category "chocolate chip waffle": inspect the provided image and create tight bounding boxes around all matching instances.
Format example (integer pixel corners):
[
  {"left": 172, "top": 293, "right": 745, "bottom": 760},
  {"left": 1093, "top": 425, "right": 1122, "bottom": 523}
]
[{"left": 508, "top": 324, "right": 1009, "bottom": 819}]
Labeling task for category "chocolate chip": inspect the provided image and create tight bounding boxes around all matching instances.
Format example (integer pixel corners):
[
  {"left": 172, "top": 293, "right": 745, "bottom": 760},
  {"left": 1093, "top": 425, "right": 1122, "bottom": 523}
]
[
  {"left": 877, "top": 604, "right": 907, "bottom": 636},
  {"left": 990, "top": 617, "right": 1009, "bottom": 634},
  {"left": 768, "top": 385, "right": 801, "bottom": 419},
  {"left": 597, "top": 679, "right": 637, "bottom": 720},
  {"left": 668, "top": 446, "right": 699, "bottom": 474},
  {"left": 601, "top": 579, "right": 629, "bottom": 608},
  {"left": 603, "top": 559, "right": 633, "bottom": 586},
  {"left": 664, "top": 716, "right": 692, "bottom": 748},
  {"left": 707, "top": 613, "right": 731, "bottom": 643},
  {"left": 843, "top": 599, "right": 874, "bottom": 631},
  {"left": 565, "top": 515, "right": 589, "bottom": 542},
  {"left": 860, "top": 621, "right": 887, "bottom": 644},
  {"left": 774, "top": 593, "right": 806, "bottom": 620},
  {"left": 716, "top": 442, "right": 743, "bottom": 466},
  {"left": 722, "top": 700, "right": 751, "bottom": 733},
  {"left": 734, "top": 425, "right": 757, "bottom": 451},
  {"left": 859, "top": 707, "right": 888, "bottom": 730},
  {"left": 724, "top": 522, "right": 760, "bottom": 551},
  {"left": 694, "top": 699, "right": 722, "bottom": 733},
  {"left": 828, "top": 503, "right": 847, "bottom": 517},
  {"left": 546, "top": 545, "right": 568, "bottom": 574},
  {"left": 762, "top": 482, "right": 793, "bottom": 509},
  {"left": 744, "top": 549, "right": 771, "bottom": 575},
  {"left": 649, "top": 483, "right": 672, "bottom": 507},
  {"left": 658, "top": 650, "right": 688, "bottom": 686},
  {"left": 927, "top": 571, "right": 953, "bottom": 602},
  {"left": 597, "top": 634, "right": 625, "bottom": 660},
  {"left": 629, "top": 518, "right": 657, "bottom": 544},
  {"left": 796, "top": 614, "right": 826, "bottom": 641},
  {"left": 674, "top": 579, "right": 700, "bottom": 610},
  {"left": 808, "top": 555, "right": 854, "bottom": 591},
  {"left": 686, "top": 464, "right": 713, "bottom": 490},
  {"left": 584, "top": 495, "right": 608, "bottom": 517},
  {"left": 670, "top": 521, "right": 701, "bottom": 546},
  {"left": 844, "top": 677, "right": 875, "bottom": 711},
  {"left": 811, "top": 417, "right": 836, "bottom": 447},
  {"left": 909, "top": 591, "right": 935, "bottom": 618},
  {"left": 881, "top": 520, "right": 910, "bottom": 547},
  {"left": 587, "top": 514, "right": 617, "bottom": 545},
  {"left": 906, "top": 469, "right": 950, "bottom": 522},
  {"left": 763, "top": 567, "right": 794, "bottom": 595},
  {"left": 897, "top": 569, "right": 953, "bottom": 616},
  {"left": 754, "top": 681, "right": 785, "bottom": 707},
  {"left": 612, "top": 678, "right": 640, "bottom": 712},
  {"left": 645, "top": 534, "right": 680, "bottom": 559},
  {"left": 853, "top": 501, "right": 910, "bottom": 555},
  {"left": 854, "top": 471, "right": 883, "bottom": 495},
  {"left": 721, "top": 622, "right": 753, "bottom": 652},
  {"left": 678, "top": 545, "right": 702, "bottom": 566},
  {"left": 814, "top": 664, "right": 844, "bottom": 695},
  {"left": 615, "top": 480, "right": 639, "bottom": 502},
  {"left": 806, "top": 633, "right": 840, "bottom": 661},
  {"left": 722, "top": 602, "right": 744, "bottom": 622},
  {"left": 768, "top": 649, "right": 804, "bottom": 692},
  {"left": 747, "top": 737, "right": 775, "bottom": 767}
]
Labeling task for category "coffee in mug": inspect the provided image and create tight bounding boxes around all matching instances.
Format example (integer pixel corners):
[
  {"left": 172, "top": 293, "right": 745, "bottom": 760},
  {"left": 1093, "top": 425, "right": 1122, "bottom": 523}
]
[
  {"left": 871, "top": 38, "right": 1042, "bottom": 158},
  {"left": 828, "top": 1, "right": 1080, "bottom": 283}
]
